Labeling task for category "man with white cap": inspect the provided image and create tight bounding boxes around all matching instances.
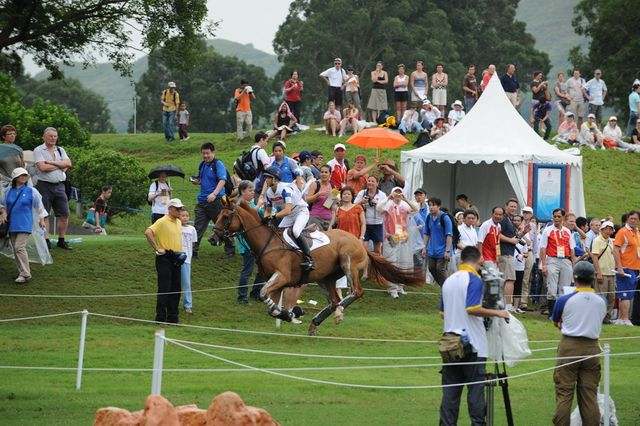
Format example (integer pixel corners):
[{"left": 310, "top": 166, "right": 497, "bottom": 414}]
[
  {"left": 591, "top": 220, "right": 615, "bottom": 323},
  {"left": 579, "top": 113, "right": 604, "bottom": 149},
  {"left": 419, "top": 99, "right": 441, "bottom": 130},
  {"left": 145, "top": 198, "right": 185, "bottom": 324},
  {"left": 448, "top": 100, "right": 465, "bottom": 127},
  {"left": 160, "top": 81, "right": 180, "bottom": 141},
  {"left": 320, "top": 58, "right": 347, "bottom": 109},
  {"left": 584, "top": 69, "right": 607, "bottom": 124},
  {"left": 326, "top": 143, "right": 348, "bottom": 189}
]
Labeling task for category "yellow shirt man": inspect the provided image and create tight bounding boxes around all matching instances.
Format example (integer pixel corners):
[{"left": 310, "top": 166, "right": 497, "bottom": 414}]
[
  {"left": 147, "top": 209, "right": 182, "bottom": 252},
  {"left": 161, "top": 83, "right": 180, "bottom": 112}
]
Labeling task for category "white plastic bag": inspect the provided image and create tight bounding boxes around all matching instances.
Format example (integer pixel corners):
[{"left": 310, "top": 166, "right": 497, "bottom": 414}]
[
  {"left": 570, "top": 392, "right": 618, "bottom": 425},
  {"left": 486, "top": 316, "right": 502, "bottom": 362},
  {"left": 486, "top": 313, "right": 531, "bottom": 367}
]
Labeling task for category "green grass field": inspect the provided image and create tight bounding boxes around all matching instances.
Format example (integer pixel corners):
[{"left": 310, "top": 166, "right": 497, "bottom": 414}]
[{"left": 1, "top": 131, "right": 640, "bottom": 425}]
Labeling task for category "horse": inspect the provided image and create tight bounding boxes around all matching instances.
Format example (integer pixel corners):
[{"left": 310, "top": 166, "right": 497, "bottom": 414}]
[{"left": 214, "top": 199, "right": 425, "bottom": 335}]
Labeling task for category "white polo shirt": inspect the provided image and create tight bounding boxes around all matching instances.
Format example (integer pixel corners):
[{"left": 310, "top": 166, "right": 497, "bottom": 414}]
[
  {"left": 551, "top": 288, "right": 606, "bottom": 339},
  {"left": 319, "top": 67, "right": 347, "bottom": 87},
  {"left": 439, "top": 266, "right": 487, "bottom": 357}
]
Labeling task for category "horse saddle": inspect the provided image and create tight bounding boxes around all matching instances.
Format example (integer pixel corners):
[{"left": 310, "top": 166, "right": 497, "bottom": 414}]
[{"left": 283, "top": 226, "right": 330, "bottom": 252}]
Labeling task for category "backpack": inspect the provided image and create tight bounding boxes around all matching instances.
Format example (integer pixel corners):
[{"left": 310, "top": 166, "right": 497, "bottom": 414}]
[
  {"left": 426, "top": 212, "right": 460, "bottom": 247},
  {"left": 233, "top": 147, "right": 261, "bottom": 181},
  {"left": 200, "top": 159, "right": 235, "bottom": 199},
  {"left": 414, "top": 131, "right": 431, "bottom": 148},
  {"left": 162, "top": 89, "right": 178, "bottom": 107}
]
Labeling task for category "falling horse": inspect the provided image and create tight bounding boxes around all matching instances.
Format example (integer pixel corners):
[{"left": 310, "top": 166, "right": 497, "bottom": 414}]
[{"left": 214, "top": 200, "right": 425, "bottom": 335}]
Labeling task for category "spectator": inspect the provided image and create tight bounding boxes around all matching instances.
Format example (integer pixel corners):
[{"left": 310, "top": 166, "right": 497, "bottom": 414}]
[
  {"left": 306, "top": 164, "right": 334, "bottom": 231},
  {"left": 270, "top": 141, "right": 304, "bottom": 188},
  {"left": 377, "top": 159, "right": 405, "bottom": 196},
  {"left": 533, "top": 98, "right": 552, "bottom": 140},
  {"left": 554, "top": 72, "right": 572, "bottom": 125},
  {"left": 338, "top": 102, "right": 361, "bottom": 137},
  {"left": 540, "top": 208, "right": 576, "bottom": 316},
  {"left": 419, "top": 100, "right": 440, "bottom": 130},
  {"left": 455, "top": 194, "right": 479, "bottom": 220},
  {"left": 367, "top": 61, "right": 389, "bottom": 123},
  {"left": 551, "top": 262, "right": 605, "bottom": 426},
  {"left": 462, "top": 64, "right": 478, "bottom": 112},
  {"left": 179, "top": 209, "right": 197, "bottom": 314},
  {"left": 83, "top": 185, "right": 112, "bottom": 235},
  {"left": 552, "top": 112, "right": 579, "bottom": 145},
  {"left": 319, "top": 57, "right": 347, "bottom": 109},
  {"left": 480, "top": 64, "right": 496, "bottom": 92},
  {"left": 0, "top": 124, "right": 24, "bottom": 180},
  {"left": 248, "top": 131, "right": 272, "bottom": 198},
  {"left": 355, "top": 175, "right": 387, "bottom": 254},
  {"left": 234, "top": 79, "right": 256, "bottom": 141},
  {"left": 430, "top": 117, "right": 450, "bottom": 141},
  {"left": 377, "top": 186, "right": 417, "bottom": 297},
  {"left": 612, "top": 210, "right": 640, "bottom": 326},
  {"left": 448, "top": 100, "right": 465, "bottom": 127},
  {"left": 343, "top": 65, "right": 362, "bottom": 115},
  {"left": 148, "top": 172, "right": 172, "bottom": 224},
  {"left": 329, "top": 187, "right": 366, "bottom": 241},
  {"left": 431, "top": 63, "right": 448, "bottom": 115},
  {"left": 603, "top": 116, "right": 640, "bottom": 152},
  {"left": 297, "top": 151, "right": 314, "bottom": 183},
  {"left": 584, "top": 69, "right": 607, "bottom": 124},
  {"left": 283, "top": 70, "right": 303, "bottom": 122},
  {"left": 499, "top": 198, "right": 520, "bottom": 312},
  {"left": 413, "top": 188, "right": 429, "bottom": 270},
  {"left": 579, "top": 113, "right": 604, "bottom": 150},
  {"left": 323, "top": 101, "right": 342, "bottom": 137},
  {"left": 591, "top": 220, "right": 615, "bottom": 323},
  {"left": 530, "top": 71, "right": 549, "bottom": 126},
  {"left": 393, "top": 64, "right": 410, "bottom": 119},
  {"left": 626, "top": 83, "right": 640, "bottom": 137},
  {"left": 176, "top": 102, "right": 190, "bottom": 141},
  {"left": 235, "top": 180, "right": 263, "bottom": 304},
  {"left": 310, "top": 150, "right": 323, "bottom": 179},
  {"left": 477, "top": 206, "right": 503, "bottom": 266},
  {"left": 631, "top": 119, "right": 640, "bottom": 145},
  {"left": 439, "top": 246, "right": 509, "bottom": 426},
  {"left": 160, "top": 81, "right": 180, "bottom": 142},
  {"left": 326, "top": 143, "right": 348, "bottom": 188},
  {"left": 456, "top": 209, "right": 479, "bottom": 264},
  {"left": 144, "top": 198, "right": 184, "bottom": 324},
  {"left": 398, "top": 102, "right": 424, "bottom": 134},
  {"left": 33, "top": 127, "right": 73, "bottom": 250},
  {"left": 512, "top": 214, "right": 527, "bottom": 313},
  {"left": 346, "top": 155, "right": 377, "bottom": 194},
  {"left": 270, "top": 102, "right": 297, "bottom": 141},
  {"left": 410, "top": 60, "right": 428, "bottom": 102},
  {"left": 500, "top": 64, "right": 520, "bottom": 108},
  {"left": 0, "top": 167, "right": 47, "bottom": 282},
  {"left": 584, "top": 217, "right": 601, "bottom": 252},
  {"left": 566, "top": 69, "right": 587, "bottom": 128},
  {"left": 422, "top": 197, "right": 453, "bottom": 287},
  {"left": 191, "top": 142, "right": 235, "bottom": 258},
  {"left": 520, "top": 206, "right": 537, "bottom": 311}
]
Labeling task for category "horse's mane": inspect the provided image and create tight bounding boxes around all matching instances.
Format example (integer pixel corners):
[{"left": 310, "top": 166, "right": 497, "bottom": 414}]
[{"left": 237, "top": 199, "right": 261, "bottom": 223}]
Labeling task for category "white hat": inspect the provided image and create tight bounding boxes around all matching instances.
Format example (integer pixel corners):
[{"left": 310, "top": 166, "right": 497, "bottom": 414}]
[
  {"left": 11, "top": 167, "right": 29, "bottom": 180},
  {"left": 609, "top": 116, "right": 617, "bottom": 121},
  {"left": 168, "top": 198, "right": 184, "bottom": 209},
  {"left": 588, "top": 113, "right": 596, "bottom": 119},
  {"left": 167, "top": 82, "right": 176, "bottom": 88},
  {"left": 334, "top": 143, "right": 346, "bottom": 151},
  {"left": 521, "top": 206, "right": 533, "bottom": 214},
  {"left": 422, "top": 99, "right": 431, "bottom": 105},
  {"left": 565, "top": 111, "right": 574, "bottom": 117},
  {"left": 601, "top": 220, "right": 614, "bottom": 229},
  {"left": 391, "top": 186, "right": 404, "bottom": 193},
  {"left": 451, "top": 100, "right": 463, "bottom": 108}
]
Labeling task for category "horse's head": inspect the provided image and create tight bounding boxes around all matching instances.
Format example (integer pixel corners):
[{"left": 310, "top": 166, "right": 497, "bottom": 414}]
[{"left": 213, "top": 200, "right": 242, "bottom": 245}]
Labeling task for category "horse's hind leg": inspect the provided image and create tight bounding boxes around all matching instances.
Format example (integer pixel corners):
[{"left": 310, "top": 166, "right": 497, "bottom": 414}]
[{"left": 308, "top": 280, "right": 340, "bottom": 335}]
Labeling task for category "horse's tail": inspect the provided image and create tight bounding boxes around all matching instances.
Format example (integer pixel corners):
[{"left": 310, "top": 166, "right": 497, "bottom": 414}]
[{"left": 366, "top": 251, "right": 425, "bottom": 287}]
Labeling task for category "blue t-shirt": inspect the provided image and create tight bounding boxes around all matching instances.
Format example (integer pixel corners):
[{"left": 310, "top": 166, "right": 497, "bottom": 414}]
[
  {"left": 534, "top": 102, "right": 552, "bottom": 120},
  {"left": 425, "top": 211, "right": 453, "bottom": 258},
  {"left": 271, "top": 157, "right": 300, "bottom": 183},
  {"left": 500, "top": 74, "right": 520, "bottom": 93},
  {"left": 629, "top": 91, "right": 640, "bottom": 113},
  {"left": 417, "top": 205, "right": 429, "bottom": 238},
  {"left": 197, "top": 159, "right": 227, "bottom": 203},
  {"left": 6, "top": 186, "right": 34, "bottom": 233}
]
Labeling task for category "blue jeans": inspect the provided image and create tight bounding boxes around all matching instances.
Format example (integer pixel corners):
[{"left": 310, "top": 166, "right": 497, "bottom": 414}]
[
  {"left": 465, "top": 97, "right": 476, "bottom": 112},
  {"left": 162, "top": 110, "right": 176, "bottom": 140},
  {"left": 399, "top": 121, "right": 424, "bottom": 133},
  {"left": 181, "top": 262, "right": 192, "bottom": 309},
  {"left": 238, "top": 251, "right": 256, "bottom": 301},
  {"left": 626, "top": 112, "right": 638, "bottom": 137}
]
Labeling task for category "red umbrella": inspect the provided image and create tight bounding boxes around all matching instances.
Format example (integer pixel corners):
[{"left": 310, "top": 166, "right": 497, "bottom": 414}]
[{"left": 346, "top": 128, "right": 408, "bottom": 157}]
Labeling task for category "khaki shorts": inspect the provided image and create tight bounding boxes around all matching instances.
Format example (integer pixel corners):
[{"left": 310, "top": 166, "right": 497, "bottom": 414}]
[
  {"left": 569, "top": 101, "right": 584, "bottom": 117},
  {"left": 498, "top": 255, "right": 516, "bottom": 281}
]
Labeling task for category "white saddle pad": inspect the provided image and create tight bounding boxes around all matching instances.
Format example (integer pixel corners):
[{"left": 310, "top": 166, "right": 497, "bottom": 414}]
[{"left": 284, "top": 230, "right": 330, "bottom": 252}]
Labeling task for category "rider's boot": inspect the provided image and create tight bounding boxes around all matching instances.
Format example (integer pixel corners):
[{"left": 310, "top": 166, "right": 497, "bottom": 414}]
[{"left": 295, "top": 234, "right": 314, "bottom": 270}]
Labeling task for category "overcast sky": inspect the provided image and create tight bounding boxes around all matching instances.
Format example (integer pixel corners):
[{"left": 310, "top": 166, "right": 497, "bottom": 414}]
[{"left": 23, "top": 0, "right": 293, "bottom": 75}]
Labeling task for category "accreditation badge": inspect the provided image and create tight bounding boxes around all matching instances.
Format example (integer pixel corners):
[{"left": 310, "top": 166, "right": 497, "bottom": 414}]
[
  {"left": 557, "top": 246, "right": 565, "bottom": 258},
  {"left": 495, "top": 244, "right": 501, "bottom": 257}
]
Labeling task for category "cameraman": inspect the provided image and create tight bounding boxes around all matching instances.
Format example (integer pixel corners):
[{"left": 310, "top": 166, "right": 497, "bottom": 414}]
[
  {"left": 144, "top": 198, "right": 185, "bottom": 324},
  {"left": 439, "top": 246, "right": 509, "bottom": 426}
]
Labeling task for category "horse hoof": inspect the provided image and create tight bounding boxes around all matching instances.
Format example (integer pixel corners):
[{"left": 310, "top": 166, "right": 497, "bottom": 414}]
[{"left": 308, "top": 324, "right": 317, "bottom": 336}]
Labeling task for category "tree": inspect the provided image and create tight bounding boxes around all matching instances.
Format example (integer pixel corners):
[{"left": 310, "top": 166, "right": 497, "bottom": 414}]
[
  {"left": 0, "top": 0, "right": 215, "bottom": 77},
  {"left": 273, "top": 0, "right": 549, "bottom": 120},
  {"left": 132, "top": 44, "right": 274, "bottom": 133},
  {"left": 19, "top": 78, "right": 115, "bottom": 133},
  {"left": 571, "top": 0, "right": 640, "bottom": 122}
]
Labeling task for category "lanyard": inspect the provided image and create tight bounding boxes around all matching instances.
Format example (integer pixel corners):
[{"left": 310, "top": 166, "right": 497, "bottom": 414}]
[{"left": 553, "top": 228, "right": 565, "bottom": 246}]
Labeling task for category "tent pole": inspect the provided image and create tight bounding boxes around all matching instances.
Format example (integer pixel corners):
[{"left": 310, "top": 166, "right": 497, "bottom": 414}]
[{"left": 450, "top": 162, "right": 458, "bottom": 210}]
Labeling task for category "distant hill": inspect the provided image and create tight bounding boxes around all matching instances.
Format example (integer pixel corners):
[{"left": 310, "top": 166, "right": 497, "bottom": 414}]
[{"left": 34, "top": 39, "right": 280, "bottom": 132}]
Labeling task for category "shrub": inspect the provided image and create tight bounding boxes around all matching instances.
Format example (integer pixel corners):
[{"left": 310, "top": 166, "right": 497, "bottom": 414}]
[{"left": 68, "top": 150, "right": 147, "bottom": 218}]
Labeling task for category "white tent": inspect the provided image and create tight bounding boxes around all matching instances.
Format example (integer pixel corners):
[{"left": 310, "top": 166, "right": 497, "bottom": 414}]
[{"left": 400, "top": 73, "right": 585, "bottom": 219}]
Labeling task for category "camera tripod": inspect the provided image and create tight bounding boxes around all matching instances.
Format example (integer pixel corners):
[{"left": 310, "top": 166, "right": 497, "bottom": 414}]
[{"left": 486, "top": 359, "right": 514, "bottom": 426}]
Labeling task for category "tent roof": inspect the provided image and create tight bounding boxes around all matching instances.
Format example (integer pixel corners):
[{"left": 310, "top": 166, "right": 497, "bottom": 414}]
[{"left": 401, "top": 73, "right": 582, "bottom": 166}]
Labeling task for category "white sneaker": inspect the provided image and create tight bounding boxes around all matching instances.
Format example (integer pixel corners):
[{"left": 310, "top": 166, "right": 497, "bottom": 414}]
[
  {"left": 291, "top": 317, "right": 303, "bottom": 324},
  {"left": 612, "top": 319, "right": 624, "bottom": 325},
  {"left": 398, "top": 287, "right": 407, "bottom": 295},
  {"left": 623, "top": 320, "right": 634, "bottom": 326},
  {"left": 389, "top": 290, "right": 399, "bottom": 299},
  {"left": 14, "top": 276, "right": 30, "bottom": 283},
  {"left": 514, "top": 307, "right": 525, "bottom": 314}
]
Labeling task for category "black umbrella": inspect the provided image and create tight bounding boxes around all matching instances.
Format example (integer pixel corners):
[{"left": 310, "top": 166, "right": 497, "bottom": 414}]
[{"left": 148, "top": 165, "right": 185, "bottom": 180}]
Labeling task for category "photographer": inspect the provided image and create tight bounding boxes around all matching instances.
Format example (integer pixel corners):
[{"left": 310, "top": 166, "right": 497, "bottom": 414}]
[
  {"left": 144, "top": 198, "right": 185, "bottom": 324},
  {"left": 354, "top": 175, "right": 387, "bottom": 254},
  {"left": 234, "top": 79, "right": 256, "bottom": 141},
  {"left": 530, "top": 71, "right": 549, "bottom": 126},
  {"left": 439, "top": 246, "right": 509, "bottom": 426}
]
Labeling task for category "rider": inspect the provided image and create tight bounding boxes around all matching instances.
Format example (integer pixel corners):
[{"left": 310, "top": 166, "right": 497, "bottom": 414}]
[{"left": 263, "top": 165, "right": 314, "bottom": 270}]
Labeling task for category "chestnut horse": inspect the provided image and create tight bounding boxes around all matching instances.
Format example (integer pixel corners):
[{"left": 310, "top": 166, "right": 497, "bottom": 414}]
[{"left": 214, "top": 200, "right": 424, "bottom": 335}]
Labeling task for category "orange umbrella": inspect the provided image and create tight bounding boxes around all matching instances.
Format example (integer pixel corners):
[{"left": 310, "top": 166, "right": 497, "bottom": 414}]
[{"left": 346, "top": 128, "right": 408, "bottom": 157}]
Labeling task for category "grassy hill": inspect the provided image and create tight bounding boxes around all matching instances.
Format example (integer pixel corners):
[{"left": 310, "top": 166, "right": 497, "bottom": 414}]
[{"left": 33, "top": 39, "right": 281, "bottom": 133}]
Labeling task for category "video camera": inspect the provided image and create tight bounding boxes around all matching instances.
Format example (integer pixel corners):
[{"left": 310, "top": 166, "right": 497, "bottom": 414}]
[{"left": 481, "top": 262, "right": 505, "bottom": 310}]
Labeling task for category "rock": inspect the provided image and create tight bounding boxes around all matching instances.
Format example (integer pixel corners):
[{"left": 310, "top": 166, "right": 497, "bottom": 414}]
[
  {"left": 93, "top": 407, "right": 141, "bottom": 426},
  {"left": 176, "top": 405, "right": 207, "bottom": 426},
  {"left": 247, "top": 407, "right": 279, "bottom": 426},
  {"left": 142, "top": 395, "right": 179, "bottom": 426},
  {"left": 206, "top": 392, "right": 254, "bottom": 426}
]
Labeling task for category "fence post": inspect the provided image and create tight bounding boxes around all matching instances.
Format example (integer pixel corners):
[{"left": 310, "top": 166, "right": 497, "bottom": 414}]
[
  {"left": 603, "top": 342, "right": 610, "bottom": 426},
  {"left": 75, "top": 309, "right": 89, "bottom": 390},
  {"left": 151, "top": 329, "right": 165, "bottom": 395}
]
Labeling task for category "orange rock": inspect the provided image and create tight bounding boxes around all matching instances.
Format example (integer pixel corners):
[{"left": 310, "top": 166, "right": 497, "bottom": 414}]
[
  {"left": 142, "top": 395, "right": 179, "bottom": 426},
  {"left": 247, "top": 407, "right": 279, "bottom": 426},
  {"left": 94, "top": 407, "right": 142, "bottom": 426},
  {"left": 176, "top": 405, "right": 207, "bottom": 426},
  {"left": 206, "top": 392, "right": 256, "bottom": 426}
]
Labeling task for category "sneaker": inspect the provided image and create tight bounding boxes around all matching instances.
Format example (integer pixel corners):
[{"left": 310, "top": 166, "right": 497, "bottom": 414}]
[
  {"left": 183, "top": 137, "right": 190, "bottom": 141},
  {"left": 519, "top": 304, "right": 531, "bottom": 312},
  {"left": 623, "top": 320, "right": 634, "bottom": 326},
  {"left": 398, "top": 287, "right": 407, "bottom": 295},
  {"left": 57, "top": 241, "right": 73, "bottom": 250},
  {"left": 15, "top": 276, "right": 30, "bottom": 283},
  {"left": 389, "top": 290, "right": 399, "bottom": 299},
  {"left": 612, "top": 319, "right": 624, "bottom": 325},
  {"left": 291, "top": 317, "right": 303, "bottom": 325},
  {"left": 184, "top": 308, "right": 193, "bottom": 315},
  {"left": 514, "top": 307, "right": 525, "bottom": 314}
]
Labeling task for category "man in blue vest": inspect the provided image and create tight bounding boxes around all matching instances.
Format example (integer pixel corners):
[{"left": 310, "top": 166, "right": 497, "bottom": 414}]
[{"left": 422, "top": 196, "right": 452, "bottom": 286}]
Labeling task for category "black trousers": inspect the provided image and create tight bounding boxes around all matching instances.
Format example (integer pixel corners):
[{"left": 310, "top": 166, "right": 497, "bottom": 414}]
[
  {"left": 285, "top": 100, "right": 301, "bottom": 122},
  {"left": 155, "top": 254, "right": 181, "bottom": 323},
  {"left": 194, "top": 199, "right": 235, "bottom": 256},
  {"left": 328, "top": 86, "right": 343, "bottom": 108},
  {"left": 440, "top": 353, "right": 487, "bottom": 426}
]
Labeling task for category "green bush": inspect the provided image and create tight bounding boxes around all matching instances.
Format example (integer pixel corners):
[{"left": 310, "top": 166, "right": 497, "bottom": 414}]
[
  {"left": 68, "top": 150, "right": 147, "bottom": 217},
  {"left": 0, "top": 73, "right": 90, "bottom": 150}
]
